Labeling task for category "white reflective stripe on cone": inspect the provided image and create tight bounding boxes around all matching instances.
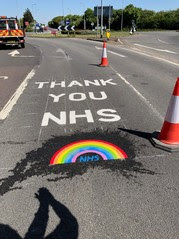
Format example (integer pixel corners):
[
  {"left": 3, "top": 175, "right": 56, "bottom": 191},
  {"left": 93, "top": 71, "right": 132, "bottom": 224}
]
[
  {"left": 165, "top": 95, "right": 179, "bottom": 123},
  {"left": 102, "top": 49, "right": 107, "bottom": 58}
]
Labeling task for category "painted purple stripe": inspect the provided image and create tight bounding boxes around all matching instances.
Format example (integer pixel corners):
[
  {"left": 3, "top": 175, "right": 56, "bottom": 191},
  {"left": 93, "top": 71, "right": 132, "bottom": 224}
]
[{"left": 72, "top": 150, "right": 107, "bottom": 163}]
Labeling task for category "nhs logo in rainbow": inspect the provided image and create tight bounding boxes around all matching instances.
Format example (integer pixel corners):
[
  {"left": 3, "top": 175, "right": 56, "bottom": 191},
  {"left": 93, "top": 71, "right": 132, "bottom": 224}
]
[
  {"left": 78, "top": 154, "right": 100, "bottom": 162},
  {"left": 50, "top": 140, "right": 128, "bottom": 165}
]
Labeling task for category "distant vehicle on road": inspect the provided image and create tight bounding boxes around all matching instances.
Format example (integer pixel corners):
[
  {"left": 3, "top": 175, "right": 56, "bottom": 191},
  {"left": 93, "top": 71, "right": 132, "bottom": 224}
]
[{"left": 0, "top": 16, "right": 25, "bottom": 48}]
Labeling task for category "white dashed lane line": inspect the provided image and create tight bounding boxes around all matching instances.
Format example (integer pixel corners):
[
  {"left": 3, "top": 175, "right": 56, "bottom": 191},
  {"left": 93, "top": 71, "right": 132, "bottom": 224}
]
[
  {"left": 119, "top": 46, "right": 179, "bottom": 67},
  {"left": 95, "top": 46, "right": 127, "bottom": 58},
  {"left": 158, "top": 38, "right": 169, "bottom": 44},
  {"left": 134, "top": 43, "right": 178, "bottom": 54}
]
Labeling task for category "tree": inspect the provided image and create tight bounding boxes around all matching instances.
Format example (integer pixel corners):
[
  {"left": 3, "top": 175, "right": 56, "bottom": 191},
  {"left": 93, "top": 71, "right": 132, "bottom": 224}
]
[
  {"left": 138, "top": 10, "right": 156, "bottom": 29},
  {"left": 48, "top": 16, "right": 63, "bottom": 28},
  {"left": 123, "top": 4, "right": 142, "bottom": 28},
  {"left": 85, "top": 8, "right": 96, "bottom": 29},
  {"left": 23, "top": 8, "right": 34, "bottom": 25}
]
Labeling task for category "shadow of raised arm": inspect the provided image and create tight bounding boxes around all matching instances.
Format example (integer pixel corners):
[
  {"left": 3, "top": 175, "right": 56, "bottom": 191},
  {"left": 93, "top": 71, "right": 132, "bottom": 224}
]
[{"left": 45, "top": 189, "right": 79, "bottom": 239}]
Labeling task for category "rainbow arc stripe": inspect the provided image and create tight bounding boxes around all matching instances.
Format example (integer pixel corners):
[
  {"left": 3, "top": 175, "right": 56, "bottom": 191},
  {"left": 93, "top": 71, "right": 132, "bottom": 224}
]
[{"left": 50, "top": 140, "right": 128, "bottom": 165}]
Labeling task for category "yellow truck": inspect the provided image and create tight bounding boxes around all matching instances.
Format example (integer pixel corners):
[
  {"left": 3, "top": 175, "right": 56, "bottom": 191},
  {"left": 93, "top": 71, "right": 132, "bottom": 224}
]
[{"left": 0, "top": 16, "right": 25, "bottom": 48}]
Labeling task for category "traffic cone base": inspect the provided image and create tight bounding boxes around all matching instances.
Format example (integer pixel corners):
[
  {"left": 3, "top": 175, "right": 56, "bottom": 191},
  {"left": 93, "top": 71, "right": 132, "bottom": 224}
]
[
  {"left": 159, "top": 121, "right": 179, "bottom": 144},
  {"left": 150, "top": 131, "right": 179, "bottom": 152},
  {"left": 100, "top": 58, "right": 109, "bottom": 67}
]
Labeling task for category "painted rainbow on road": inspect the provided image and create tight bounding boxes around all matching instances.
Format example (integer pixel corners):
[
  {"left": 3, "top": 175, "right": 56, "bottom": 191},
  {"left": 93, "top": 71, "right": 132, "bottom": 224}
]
[{"left": 50, "top": 140, "right": 128, "bottom": 165}]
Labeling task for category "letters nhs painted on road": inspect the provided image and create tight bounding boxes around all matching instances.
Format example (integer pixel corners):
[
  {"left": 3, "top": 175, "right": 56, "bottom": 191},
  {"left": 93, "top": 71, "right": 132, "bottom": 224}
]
[{"left": 35, "top": 79, "right": 121, "bottom": 126}]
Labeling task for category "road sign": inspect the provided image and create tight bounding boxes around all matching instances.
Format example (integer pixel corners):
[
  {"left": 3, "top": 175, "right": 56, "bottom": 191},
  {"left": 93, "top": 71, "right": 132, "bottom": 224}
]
[
  {"left": 94, "top": 6, "right": 113, "bottom": 17},
  {"left": 71, "top": 25, "right": 75, "bottom": 31},
  {"left": 58, "top": 25, "right": 62, "bottom": 31},
  {"left": 95, "top": 26, "right": 105, "bottom": 30},
  {"left": 65, "top": 25, "right": 68, "bottom": 31},
  {"left": 66, "top": 19, "right": 70, "bottom": 25},
  {"left": 64, "top": 25, "right": 75, "bottom": 31}
]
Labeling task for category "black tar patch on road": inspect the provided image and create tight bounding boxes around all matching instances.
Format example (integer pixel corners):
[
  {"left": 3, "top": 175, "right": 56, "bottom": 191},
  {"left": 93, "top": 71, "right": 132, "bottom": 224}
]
[{"left": 0, "top": 129, "right": 156, "bottom": 196}]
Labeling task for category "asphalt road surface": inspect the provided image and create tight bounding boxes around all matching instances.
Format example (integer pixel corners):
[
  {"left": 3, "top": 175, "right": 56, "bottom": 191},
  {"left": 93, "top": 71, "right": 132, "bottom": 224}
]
[{"left": 0, "top": 32, "right": 178, "bottom": 239}]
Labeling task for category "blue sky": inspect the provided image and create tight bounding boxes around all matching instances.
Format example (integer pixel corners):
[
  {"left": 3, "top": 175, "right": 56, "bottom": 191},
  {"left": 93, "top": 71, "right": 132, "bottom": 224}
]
[{"left": 1, "top": 0, "right": 179, "bottom": 25}]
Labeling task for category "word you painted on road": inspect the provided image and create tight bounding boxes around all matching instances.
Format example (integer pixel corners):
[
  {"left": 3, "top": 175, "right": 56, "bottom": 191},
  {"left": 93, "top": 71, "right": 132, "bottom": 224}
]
[
  {"left": 35, "top": 79, "right": 121, "bottom": 126},
  {"left": 50, "top": 140, "right": 128, "bottom": 165}
]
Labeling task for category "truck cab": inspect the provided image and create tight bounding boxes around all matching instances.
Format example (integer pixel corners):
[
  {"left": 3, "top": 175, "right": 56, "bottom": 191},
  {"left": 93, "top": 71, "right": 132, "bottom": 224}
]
[{"left": 0, "top": 16, "right": 25, "bottom": 48}]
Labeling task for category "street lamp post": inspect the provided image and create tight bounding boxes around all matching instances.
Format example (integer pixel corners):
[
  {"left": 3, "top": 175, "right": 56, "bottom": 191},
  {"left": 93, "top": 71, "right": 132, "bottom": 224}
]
[
  {"left": 121, "top": 0, "right": 124, "bottom": 31},
  {"left": 84, "top": 11, "right": 86, "bottom": 30},
  {"left": 80, "top": 2, "right": 86, "bottom": 30},
  {"left": 32, "top": 3, "right": 36, "bottom": 32},
  {"left": 100, "top": 0, "right": 103, "bottom": 38},
  {"left": 62, "top": 0, "right": 65, "bottom": 18},
  {"left": 97, "top": 5, "right": 99, "bottom": 37}
]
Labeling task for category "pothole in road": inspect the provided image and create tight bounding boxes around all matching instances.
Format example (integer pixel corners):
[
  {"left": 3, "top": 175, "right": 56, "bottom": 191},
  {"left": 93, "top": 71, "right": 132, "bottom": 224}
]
[{"left": 0, "top": 129, "right": 156, "bottom": 196}]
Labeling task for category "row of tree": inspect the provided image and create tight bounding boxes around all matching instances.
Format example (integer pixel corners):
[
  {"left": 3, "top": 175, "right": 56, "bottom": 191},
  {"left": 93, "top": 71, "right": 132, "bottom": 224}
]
[
  {"left": 22, "top": 5, "right": 179, "bottom": 31},
  {"left": 48, "top": 4, "right": 179, "bottom": 30}
]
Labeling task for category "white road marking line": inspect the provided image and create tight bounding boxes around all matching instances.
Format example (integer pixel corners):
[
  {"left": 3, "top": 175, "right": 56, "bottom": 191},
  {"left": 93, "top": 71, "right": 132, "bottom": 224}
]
[
  {"left": 37, "top": 77, "right": 52, "bottom": 143},
  {"left": 13, "top": 56, "right": 36, "bottom": 58},
  {"left": 25, "top": 113, "right": 38, "bottom": 115},
  {"left": 135, "top": 154, "right": 165, "bottom": 159},
  {"left": 95, "top": 46, "right": 126, "bottom": 57},
  {"left": 120, "top": 46, "right": 179, "bottom": 67},
  {"left": 118, "top": 38, "right": 124, "bottom": 44},
  {"left": 158, "top": 38, "right": 169, "bottom": 44},
  {"left": 134, "top": 43, "right": 177, "bottom": 54},
  {"left": 0, "top": 76, "right": 8, "bottom": 80},
  {"left": 0, "top": 69, "right": 36, "bottom": 120},
  {"left": 56, "top": 48, "right": 72, "bottom": 61},
  {"left": 110, "top": 66, "right": 164, "bottom": 121},
  {"left": 108, "top": 50, "right": 126, "bottom": 58},
  {"left": 95, "top": 46, "right": 102, "bottom": 50}
]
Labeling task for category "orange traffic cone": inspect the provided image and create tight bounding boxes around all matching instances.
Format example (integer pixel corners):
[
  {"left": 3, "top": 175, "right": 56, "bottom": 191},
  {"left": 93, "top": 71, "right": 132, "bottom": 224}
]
[
  {"left": 99, "top": 41, "right": 109, "bottom": 67},
  {"left": 151, "top": 77, "right": 179, "bottom": 151},
  {"left": 159, "top": 77, "right": 179, "bottom": 144}
]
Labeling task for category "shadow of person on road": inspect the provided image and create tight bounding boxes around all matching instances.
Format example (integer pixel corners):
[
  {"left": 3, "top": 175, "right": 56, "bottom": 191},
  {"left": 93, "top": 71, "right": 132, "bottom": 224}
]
[
  {"left": 0, "top": 188, "right": 79, "bottom": 239},
  {"left": 0, "top": 224, "right": 22, "bottom": 239}
]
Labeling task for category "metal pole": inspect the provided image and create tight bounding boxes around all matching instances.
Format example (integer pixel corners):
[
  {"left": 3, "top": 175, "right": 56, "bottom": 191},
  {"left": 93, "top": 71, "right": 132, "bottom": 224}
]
[
  {"left": 109, "top": 5, "right": 111, "bottom": 30},
  {"left": 62, "top": 0, "right": 64, "bottom": 19},
  {"left": 84, "top": 11, "right": 86, "bottom": 30},
  {"left": 121, "top": 0, "right": 124, "bottom": 31},
  {"left": 100, "top": 0, "right": 103, "bottom": 38},
  {"left": 97, "top": 5, "right": 99, "bottom": 37}
]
